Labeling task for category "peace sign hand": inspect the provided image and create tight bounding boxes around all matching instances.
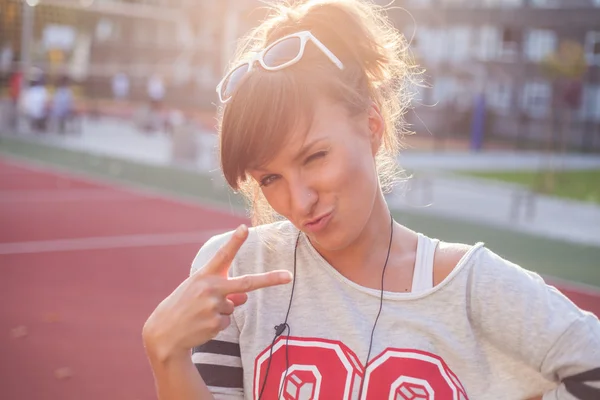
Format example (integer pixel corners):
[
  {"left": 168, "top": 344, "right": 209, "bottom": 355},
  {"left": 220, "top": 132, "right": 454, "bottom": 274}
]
[{"left": 142, "top": 225, "right": 293, "bottom": 362}]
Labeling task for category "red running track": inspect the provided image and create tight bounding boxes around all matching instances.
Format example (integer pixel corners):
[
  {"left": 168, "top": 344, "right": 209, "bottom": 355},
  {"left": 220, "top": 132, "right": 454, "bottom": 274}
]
[
  {"left": 0, "top": 159, "right": 245, "bottom": 400},
  {"left": 0, "top": 157, "right": 599, "bottom": 400}
]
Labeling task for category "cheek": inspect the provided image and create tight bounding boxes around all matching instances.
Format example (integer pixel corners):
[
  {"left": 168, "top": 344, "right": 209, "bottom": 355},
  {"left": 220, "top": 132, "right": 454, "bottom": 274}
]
[{"left": 322, "top": 147, "right": 377, "bottom": 198}]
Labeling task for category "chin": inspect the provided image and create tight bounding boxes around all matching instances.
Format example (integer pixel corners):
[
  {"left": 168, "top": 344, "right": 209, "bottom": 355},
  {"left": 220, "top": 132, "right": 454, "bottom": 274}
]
[{"left": 305, "top": 226, "right": 355, "bottom": 252}]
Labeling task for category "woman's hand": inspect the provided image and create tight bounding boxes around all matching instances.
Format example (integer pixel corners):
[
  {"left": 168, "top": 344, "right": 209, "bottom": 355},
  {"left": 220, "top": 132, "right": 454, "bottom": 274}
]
[{"left": 142, "top": 225, "right": 293, "bottom": 362}]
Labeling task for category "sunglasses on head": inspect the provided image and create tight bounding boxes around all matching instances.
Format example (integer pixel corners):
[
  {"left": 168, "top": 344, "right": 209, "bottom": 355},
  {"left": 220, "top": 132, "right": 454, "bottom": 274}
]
[{"left": 216, "top": 31, "right": 345, "bottom": 104}]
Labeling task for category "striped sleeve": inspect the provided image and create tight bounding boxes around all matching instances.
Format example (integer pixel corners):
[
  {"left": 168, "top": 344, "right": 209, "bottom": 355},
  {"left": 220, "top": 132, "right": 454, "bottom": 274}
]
[
  {"left": 190, "top": 232, "right": 244, "bottom": 399},
  {"left": 471, "top": 248, "right": 600, "bottom": 399}
]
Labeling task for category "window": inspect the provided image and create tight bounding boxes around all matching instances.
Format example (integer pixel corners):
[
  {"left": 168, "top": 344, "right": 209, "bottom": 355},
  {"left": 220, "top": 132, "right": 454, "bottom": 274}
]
[
  {"left": 476, "top": 25, "right": 500, "bottom": 60},
  {"left": 486, "top": 81, "right": 513, "bottom": 114},
  {"left": 482, "top": 0, "right": 524, "bottom": 7},
  {"left": 524, "top": 29, "right": 557, "bottom": 62},
  {"left": 176, "top": 23, "right": 194, "bottom": 48},
  {"left": 432, "top": 76, "right": 457, "bottom": 105},
  {"left": 529, "top": 0, "right": 561, "bottom": 7},
  {"left": 95, "top": 19, "right": 120, "bottom": 43},
  {"left": 521, "top": 81, "right": 552, "bottom": 118},
  {"left": 408, "top": 0, "right": 434, "bottom": 7},
  {"left": 418, "top": 28, "right": 448, "bottom": 63},
  {"left": 413, "top": 27, "right": 429, "bottom": 62},
  {"left": 499, "top": 27, "right": 522, "bottom": 60},
  {"left": 585, "top": 31, "right": 600, "bottom": 66},
  {"left": 439, "top": 0, "right": 468, "bottom": 6},
  {"left": 447, "top": 26, "right": 472, "bottom": 62},
  {"left": 580, "top": 85, "right": 600, "bottom": 122}
]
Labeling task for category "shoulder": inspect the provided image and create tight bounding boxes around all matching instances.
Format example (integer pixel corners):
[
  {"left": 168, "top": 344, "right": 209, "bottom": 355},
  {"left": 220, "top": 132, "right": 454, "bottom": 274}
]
[
  {"left": 190, "top": 219, "right": 299, "bottom": 277},
  {"left": 435, "top": 239, "right": 546, "bottom": 290},
  {"left": 468, "top": 246, "right": 549, "bottom": 291},
  {"left": 432, "top": 239, "right": 545, "bottom": 291},
  {"left": 432, "top": 240, "right": 474, "bottom": 286}
]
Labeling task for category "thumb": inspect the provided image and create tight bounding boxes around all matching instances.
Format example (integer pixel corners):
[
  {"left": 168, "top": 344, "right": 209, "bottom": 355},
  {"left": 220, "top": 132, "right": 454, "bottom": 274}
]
[{"left": 226, "top": 293, "right": 248, "bottom": 307}]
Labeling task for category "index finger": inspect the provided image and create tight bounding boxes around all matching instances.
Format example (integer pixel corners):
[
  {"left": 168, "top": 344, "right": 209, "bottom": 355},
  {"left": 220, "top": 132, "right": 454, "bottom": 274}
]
[
  {"left": 202, "top": 224, "right": 249, "bottom": 276},
  {"left": 221, "top": 270, "right": 293, "bottom": 294}
]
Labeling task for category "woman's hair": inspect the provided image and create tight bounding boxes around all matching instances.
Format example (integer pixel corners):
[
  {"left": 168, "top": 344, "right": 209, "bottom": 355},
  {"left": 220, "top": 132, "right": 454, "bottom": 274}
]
[{"left": 217, "top": 0, "right": 420, "bottom": 226}]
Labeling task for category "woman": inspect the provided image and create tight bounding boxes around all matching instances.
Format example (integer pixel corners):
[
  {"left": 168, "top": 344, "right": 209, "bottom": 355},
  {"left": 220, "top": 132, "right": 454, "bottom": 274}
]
[
  {"left": 142, "top": 1, "right": 600, "bottom": 399},
  {"left": 51, "top": 75, "right": 74, "bottom": 134}
]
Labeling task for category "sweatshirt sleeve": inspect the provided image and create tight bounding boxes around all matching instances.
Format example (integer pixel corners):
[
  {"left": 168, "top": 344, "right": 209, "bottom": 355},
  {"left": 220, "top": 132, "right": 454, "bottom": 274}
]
[
  {"left": 189, "top": 232, "right": 244, "bottom": 400},
  {"left": 468, "top": 248, "right": 600, "bottom": 400}
]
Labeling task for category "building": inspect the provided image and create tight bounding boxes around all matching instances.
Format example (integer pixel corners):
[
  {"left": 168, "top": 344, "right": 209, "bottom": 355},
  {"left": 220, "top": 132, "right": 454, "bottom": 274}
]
[
  {"left": 3, "top": 0, "right": 230, "bottom": 109},
  {"left": 194, "top": 0, "right": 600, "bottom": 150},
  {"left": 5, "top": 0, "right": 599, "bottom": 150},
  {"left": 392, "top": 0, "right": 600, "bottom": 151}
]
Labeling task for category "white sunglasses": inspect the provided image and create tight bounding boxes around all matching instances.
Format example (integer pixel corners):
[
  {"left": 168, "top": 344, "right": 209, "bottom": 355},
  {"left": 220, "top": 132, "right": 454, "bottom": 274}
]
[{"left": 216, "top": 30, "right": 345, "bottom": 104}]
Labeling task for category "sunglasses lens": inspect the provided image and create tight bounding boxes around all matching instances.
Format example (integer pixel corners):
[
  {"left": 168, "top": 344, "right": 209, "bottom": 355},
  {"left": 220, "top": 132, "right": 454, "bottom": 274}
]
[
  {"left": 221, "top": 63, "right": 249, "bottom": 101},
  {"left": 263, "top": 36, "right": 302, "bottom": 68}
]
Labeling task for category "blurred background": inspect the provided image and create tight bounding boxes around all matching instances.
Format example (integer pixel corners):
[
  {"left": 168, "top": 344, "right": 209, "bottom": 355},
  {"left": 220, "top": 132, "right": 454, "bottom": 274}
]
[{"left": 0, "top": 1, "right": 599, "bottom": 399}]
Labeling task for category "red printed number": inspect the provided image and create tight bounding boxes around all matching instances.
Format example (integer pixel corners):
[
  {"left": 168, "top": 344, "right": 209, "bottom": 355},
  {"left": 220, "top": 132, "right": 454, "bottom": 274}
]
[{"left": 253, "top": 337, "right": 468, "bottom": 400}]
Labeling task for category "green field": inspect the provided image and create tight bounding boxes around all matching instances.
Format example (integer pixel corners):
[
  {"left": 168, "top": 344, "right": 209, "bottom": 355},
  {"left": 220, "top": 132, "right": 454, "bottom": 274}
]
[
  {"left": 463, "top": 169, "right": 600, "bottom": 205},
  {"left": 2, "top": 135, "right": 599, "bottom": 287}
]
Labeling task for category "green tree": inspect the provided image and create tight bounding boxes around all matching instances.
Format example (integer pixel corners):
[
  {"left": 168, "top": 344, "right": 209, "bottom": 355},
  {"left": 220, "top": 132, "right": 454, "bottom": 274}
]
[{"left": 537, "top": 40, "right": 588, "bottom": 193}]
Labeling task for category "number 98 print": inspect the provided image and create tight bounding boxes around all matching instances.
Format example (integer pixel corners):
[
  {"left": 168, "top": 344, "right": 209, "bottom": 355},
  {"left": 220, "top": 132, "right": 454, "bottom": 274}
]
[{"left": 253, "top": 337, "right": 468, "bottom": 400}]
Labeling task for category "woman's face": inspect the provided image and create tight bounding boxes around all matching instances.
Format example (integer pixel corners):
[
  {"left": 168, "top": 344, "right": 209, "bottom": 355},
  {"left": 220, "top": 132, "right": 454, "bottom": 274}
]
[{"left": 248, "top": 97, "right": 384, "bottom": 251}]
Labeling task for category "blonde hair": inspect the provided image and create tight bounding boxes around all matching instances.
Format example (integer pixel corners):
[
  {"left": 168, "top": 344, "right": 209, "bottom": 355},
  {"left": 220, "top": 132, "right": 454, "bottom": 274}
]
[{"left": 217, "top": 0, "right": 420, "bottom": 226}]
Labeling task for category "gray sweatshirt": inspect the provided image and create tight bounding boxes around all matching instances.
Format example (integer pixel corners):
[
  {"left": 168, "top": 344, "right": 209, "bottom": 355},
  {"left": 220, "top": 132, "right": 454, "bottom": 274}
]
[{"left": 190, "top": 221, "right": 600, "bottom": 399}]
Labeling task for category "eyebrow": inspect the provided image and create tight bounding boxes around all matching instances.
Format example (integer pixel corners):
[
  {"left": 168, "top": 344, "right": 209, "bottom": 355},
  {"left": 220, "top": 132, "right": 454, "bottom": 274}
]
[
  {"left": 250, "top": 137, "right": 329, "bottom": 173},
  {"left": 292, "top": 137, "right": 329, "bottom": 163}
]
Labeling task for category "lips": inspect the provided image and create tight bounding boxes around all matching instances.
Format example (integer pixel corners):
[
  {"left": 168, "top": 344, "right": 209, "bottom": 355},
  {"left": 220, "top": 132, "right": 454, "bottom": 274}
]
[{"left": 303, "top": 211, "right": 333, "bottom": 233}]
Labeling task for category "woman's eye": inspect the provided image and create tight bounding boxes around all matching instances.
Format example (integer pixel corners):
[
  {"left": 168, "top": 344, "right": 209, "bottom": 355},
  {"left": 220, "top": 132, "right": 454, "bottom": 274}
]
[
  {"left": 260, "top": 175, "right": 278, "bottom": 187},
  {"left": 305, "top": 151, "right": 328, "bottom": 164}
]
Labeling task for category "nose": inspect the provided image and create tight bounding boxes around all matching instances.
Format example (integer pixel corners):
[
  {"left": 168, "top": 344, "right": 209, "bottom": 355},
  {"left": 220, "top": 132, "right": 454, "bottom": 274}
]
[{"left": 288, "top": 175, "right": 318, "bottom": 217}]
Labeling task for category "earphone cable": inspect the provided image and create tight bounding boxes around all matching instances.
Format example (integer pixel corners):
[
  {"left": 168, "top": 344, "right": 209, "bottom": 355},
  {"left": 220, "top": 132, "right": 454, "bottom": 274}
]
[
  {"left": 257, "top": 231, "right": 301, "bottom": 400},
  {"left": 357, "top": 211, "right": 394, "bottom": 399}
]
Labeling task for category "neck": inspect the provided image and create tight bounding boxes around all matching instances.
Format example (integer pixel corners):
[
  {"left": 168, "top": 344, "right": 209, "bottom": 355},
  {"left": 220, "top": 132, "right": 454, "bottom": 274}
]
[{"left": 314, "top": 191, "right": 395, "bottom": 275}]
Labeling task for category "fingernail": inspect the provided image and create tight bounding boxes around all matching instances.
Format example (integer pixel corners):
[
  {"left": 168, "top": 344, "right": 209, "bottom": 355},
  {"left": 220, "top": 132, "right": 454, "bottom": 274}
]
[
  {"left": 235, "top": 224, "right": 247, "bottom": 238},
  {"left": 279, "top": 271, "right": 293, "bottom": 281}
]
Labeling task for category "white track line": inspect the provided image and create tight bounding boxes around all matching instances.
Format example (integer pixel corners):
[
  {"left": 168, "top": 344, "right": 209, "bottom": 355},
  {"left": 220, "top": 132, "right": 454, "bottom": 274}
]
[
  {"left": 2, "top": 156, "right": 599, "bottom": 296},
  {"left": 543, "top": 275, "right": 600, "bottom": 297},
  {"left": 0, "top": 230, "right": 224, "bottom": 255},
  {"left": 0, "top": 154, "right": 247, "bottom": 217},
  {"left": 0, "top": 189, "right": 139, "bottom": 203}
]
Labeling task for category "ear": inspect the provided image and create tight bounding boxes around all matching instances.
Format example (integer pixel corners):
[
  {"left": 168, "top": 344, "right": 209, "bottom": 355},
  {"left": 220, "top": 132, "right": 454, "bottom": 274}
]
[{"left": 367, "top": 102, "right": 384, "bottom": 156}]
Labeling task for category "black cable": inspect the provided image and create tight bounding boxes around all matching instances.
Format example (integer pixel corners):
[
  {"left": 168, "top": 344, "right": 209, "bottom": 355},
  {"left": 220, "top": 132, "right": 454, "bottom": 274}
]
[
  {"left": 256, "top": 332, "right": 280, "bottom": 400},
  {"left": 357, "top": 211, "right": 394, "bottom": 399},
  {"left": 257, "top": 231, "right": 301, "bottom": 400},
  {"left": 258, "top": 212, "right": 393, "bottom": 399},
  {"left": 278, "top": 324, "right": 292, "bottom": 399},
  {"left": 282, "top": 231, "right": 300, "bottom": 326}
]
